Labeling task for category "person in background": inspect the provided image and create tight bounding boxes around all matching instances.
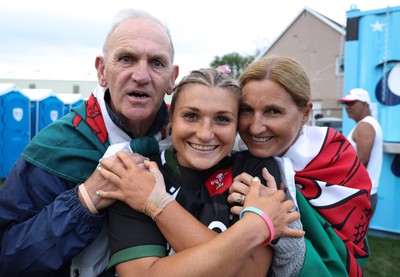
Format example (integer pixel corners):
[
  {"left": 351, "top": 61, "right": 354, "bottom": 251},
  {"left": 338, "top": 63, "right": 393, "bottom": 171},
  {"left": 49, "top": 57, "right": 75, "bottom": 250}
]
[
  {"left": 230, "top": 55, "right": 372, "bottom": 276},
  {"left": 97, "top": 68, "right": 304, "bottom": 276},
  {"left": 340, "top": 88, "right": 383, "bottom": 214},
  {"left": 0, "top": 8, "right": 179, "bottom": 276}
]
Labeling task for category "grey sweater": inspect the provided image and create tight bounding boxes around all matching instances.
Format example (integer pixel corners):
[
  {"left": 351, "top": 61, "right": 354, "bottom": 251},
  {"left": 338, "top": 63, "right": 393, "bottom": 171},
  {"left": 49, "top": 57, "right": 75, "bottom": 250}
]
[{"left": 269, "top": 218, "right": 305, "bottom": 277}]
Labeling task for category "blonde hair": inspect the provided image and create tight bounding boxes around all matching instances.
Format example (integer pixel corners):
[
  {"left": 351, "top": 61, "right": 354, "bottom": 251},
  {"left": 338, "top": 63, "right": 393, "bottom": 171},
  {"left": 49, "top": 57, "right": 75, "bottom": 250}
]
[
  {"left": 169, "top": 68, "right": 242, "bottom": 116},
  {"left": 239, "top": 56, "right": 310, "bottom": 108}
]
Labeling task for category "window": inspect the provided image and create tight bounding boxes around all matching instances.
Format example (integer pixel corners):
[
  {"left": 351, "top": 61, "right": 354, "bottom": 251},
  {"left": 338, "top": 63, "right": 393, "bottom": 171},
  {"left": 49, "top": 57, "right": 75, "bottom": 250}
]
[
  {"left": 73, "top": 85, "right": 80, "bottom": 94},
  {"left": 335, "top": 56, "right": 344, "bottom": 76}
]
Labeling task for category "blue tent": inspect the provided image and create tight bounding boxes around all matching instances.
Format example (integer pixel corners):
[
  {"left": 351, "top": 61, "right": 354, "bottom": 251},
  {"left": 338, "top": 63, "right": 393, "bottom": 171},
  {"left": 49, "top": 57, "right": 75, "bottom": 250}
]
[{"left": 0, "top": 84, "right": 30, "bottom": 178}]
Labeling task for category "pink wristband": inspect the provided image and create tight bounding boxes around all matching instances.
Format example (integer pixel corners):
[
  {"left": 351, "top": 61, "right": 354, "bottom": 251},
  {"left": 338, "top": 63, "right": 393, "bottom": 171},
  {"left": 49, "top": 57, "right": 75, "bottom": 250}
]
[
  {"left": 240, "top": 206, "right": 275, "bottom": 245},
  {"left": 78, "top": 183, "right": 99, "bottom": 214}
]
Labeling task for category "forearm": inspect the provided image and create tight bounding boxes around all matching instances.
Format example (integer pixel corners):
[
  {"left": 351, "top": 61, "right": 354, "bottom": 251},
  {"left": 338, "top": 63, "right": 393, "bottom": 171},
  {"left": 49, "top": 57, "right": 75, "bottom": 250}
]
[
  {"left": 1, "top": 189, "right": 103, "bottom": 274},
  {"left": 118, "top": 213, "right": 270, "bottom": 277},
  {"left": 153, "top": 202, "right": 272, "bottom": 276},
  {"left": 155, "top": 201, "right": 217, "bottom": 251}
]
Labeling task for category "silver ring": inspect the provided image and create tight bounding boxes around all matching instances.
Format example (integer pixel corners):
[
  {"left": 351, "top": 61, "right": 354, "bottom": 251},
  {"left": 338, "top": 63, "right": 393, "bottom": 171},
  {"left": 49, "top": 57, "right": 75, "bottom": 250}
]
[{"left": 237, "top": 194, "right": 245, "bottom": 205}]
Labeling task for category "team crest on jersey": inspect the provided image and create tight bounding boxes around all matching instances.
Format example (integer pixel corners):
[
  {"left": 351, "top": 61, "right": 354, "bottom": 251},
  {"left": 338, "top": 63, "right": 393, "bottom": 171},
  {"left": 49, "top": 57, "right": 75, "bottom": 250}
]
[{"left": 206, "top": 168, "right": 232, "bottom": 196}]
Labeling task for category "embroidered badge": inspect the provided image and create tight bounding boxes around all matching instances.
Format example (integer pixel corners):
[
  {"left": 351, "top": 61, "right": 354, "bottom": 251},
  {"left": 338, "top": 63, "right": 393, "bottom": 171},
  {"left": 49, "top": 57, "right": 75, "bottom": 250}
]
[{"left": 206, "top": 168, "right": 233, "bottom": 196}]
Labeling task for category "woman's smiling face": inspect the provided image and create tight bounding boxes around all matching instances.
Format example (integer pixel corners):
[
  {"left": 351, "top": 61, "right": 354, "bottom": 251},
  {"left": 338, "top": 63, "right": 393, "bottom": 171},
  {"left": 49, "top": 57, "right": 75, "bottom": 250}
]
[
  {"left": 239, "top": 79, "right": 310, "bottom": 158},
  {"left": 171, "top": 84, "right": 238, "bottom": 170}
]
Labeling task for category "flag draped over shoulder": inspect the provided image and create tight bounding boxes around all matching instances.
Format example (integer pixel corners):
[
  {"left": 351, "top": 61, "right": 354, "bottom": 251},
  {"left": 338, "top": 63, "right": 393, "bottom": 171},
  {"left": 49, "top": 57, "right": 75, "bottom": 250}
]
[
  {"left": 22, "top": 93, "right": 110, "bottom": 183},
  {"left": 22, "top": 86, "right": 168, "bottom": 184},
  {"left": 293, "top": 127, "right": 372, "bottom": 277}
]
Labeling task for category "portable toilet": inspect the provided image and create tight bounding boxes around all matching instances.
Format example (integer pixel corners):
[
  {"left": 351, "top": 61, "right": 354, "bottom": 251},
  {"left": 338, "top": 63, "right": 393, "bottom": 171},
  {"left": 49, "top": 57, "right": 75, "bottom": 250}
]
[
  {"left": 0, "top": 84, "right": 30, "bottom": 178},
  {"left": 21, "top": 89, "right": 63, "bottom": 139},
  {"left": 56, "top": 93, "right": 84, "bottom": 115},
  {"left": 344, "top": 5, "right": 400, "bottom": 235}
]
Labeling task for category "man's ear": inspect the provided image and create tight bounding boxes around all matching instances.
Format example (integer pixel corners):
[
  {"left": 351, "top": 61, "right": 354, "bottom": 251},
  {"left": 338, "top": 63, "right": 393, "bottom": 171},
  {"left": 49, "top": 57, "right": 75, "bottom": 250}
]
[
  {"left": 95, "top": 56, "right": 107, "bottom": 87},
  {"left": 167, "top": 65, "right": 179, "bottom": 95}
]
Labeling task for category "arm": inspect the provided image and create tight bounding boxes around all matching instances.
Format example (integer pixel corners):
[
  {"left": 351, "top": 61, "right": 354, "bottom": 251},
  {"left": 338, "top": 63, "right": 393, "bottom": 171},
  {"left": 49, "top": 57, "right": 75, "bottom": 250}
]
[
  {"left": 111, "top": 179, "right": 276, "bottom": 277},
  {"left": 229, "top": 169, "right": 306, "bottom": 277},
  {"left": 150, "top": 198, "right": 272, "bottom": 276},
  {"left": 98, "top": 152, "right": 302, "bottom": 276},
  {"left": 352, "top": 122, "right": 375, "bottom": 167},
  {"left": 98, "top": 152, "right": 303, "bottom": 240},
  {"left": 79, "top": 152, "right": 149, "bottom": 212},
  {"left": 0, "top": 158, "right": 104, "bottom": 275}
]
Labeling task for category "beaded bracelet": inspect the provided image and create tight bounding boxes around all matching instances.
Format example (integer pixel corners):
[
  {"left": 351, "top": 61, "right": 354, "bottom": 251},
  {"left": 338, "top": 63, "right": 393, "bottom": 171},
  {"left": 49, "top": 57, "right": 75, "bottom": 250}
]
[
  {"left": 78, "top": 183, "right": 99, "bottom": 214},
  {"left": 239, "top": 206, "right": 275, "bottom": 246}
]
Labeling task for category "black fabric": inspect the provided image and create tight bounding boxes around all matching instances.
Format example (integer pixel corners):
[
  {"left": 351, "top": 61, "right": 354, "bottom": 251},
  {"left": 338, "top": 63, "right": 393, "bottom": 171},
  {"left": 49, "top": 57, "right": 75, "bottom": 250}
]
[
  {"left": 107, "top": 150, "right": 281, "bottom": 258},
  {"left": 232, "top": 150, "right": 281, "bottom": 188}
]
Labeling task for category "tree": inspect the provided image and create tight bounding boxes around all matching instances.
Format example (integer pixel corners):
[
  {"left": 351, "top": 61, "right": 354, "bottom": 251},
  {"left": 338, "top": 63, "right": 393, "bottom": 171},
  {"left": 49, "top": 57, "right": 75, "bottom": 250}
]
[{"left": 210, "top": 52, "right": 255, "bottom": 79}]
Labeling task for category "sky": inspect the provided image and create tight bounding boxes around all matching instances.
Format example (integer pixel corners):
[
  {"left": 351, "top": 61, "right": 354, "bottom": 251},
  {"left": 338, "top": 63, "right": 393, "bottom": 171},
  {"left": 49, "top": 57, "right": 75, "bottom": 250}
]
[{"left": 1, "top": 0, "right": 400, "bottom": 82}]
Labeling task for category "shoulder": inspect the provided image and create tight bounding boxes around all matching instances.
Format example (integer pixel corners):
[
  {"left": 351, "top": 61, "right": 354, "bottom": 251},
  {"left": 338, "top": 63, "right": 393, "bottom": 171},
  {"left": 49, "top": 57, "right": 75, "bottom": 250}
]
[{"left": 355, "top": 120, "right": 375, "bottom": 137}]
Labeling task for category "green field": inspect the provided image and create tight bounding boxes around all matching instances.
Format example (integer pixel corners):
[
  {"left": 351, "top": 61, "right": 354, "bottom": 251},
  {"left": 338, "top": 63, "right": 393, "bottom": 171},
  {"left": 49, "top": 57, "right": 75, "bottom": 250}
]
[{"left": 364, "top": 233, "right": 400, "bottom": 276}]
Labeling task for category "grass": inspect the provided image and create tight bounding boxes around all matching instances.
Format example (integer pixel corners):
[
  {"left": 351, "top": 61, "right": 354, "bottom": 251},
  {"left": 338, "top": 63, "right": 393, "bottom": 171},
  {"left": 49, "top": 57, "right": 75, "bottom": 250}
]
[
  {"left": 364, "top": 233, "right": 400, "bottom": 277},
  {"left": 0, "top": 179, "right": 398, "bottom": 276}
]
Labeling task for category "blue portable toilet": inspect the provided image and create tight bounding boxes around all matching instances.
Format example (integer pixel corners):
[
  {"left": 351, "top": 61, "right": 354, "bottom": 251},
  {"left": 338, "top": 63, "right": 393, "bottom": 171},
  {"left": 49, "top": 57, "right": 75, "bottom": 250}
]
[
  {"left": 21, "top": 89, "right": 63, "bottom": 139},
  {"left": 0, "top": 83, "right": 30, "bottom": 178},
  {"left": 56, "top": 93, "right": 84, "bottom": 115},
  {"left": 344, "top": 5, "right": 400, "bottom": 235}
]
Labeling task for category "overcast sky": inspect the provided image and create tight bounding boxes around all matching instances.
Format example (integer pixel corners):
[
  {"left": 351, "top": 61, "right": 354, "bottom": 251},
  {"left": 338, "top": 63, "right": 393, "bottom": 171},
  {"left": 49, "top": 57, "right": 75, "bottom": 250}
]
[{"left": 1, "top": 0, "right": 399, "bottom": 82}]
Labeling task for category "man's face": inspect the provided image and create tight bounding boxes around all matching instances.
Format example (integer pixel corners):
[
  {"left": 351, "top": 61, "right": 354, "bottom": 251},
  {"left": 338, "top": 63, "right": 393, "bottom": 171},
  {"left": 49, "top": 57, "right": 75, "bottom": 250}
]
[
  {"left": 343, "top": 101, "right": 365, "bottom": 121},
  {"left": 96, "top": 18, "right": 178, "bottom": 136}
]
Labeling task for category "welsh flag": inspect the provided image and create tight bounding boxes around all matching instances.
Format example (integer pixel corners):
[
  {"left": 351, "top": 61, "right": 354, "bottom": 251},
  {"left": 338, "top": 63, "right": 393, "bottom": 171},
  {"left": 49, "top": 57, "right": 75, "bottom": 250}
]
[{"left": 288, "top": 127, "right": 371, "bottom": 277}]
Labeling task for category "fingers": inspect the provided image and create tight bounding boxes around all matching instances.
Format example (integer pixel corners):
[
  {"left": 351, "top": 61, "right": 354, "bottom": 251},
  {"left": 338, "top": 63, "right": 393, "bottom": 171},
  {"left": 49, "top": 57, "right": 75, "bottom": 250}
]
[
  {"left": 227, "top": 192, "right": 246, "bottom": 205},
  {"left": 125, "top": 152, "right": 149, "bottom": 164},
  {"left": 116, "top": 151, "right": 140, "bottom": 169},
  {"left": 246, "top": 176, "right": 262, "bottom": 200},
  {"left": 262, "top": 168, "right": 277, "bottom": 191},
  {"left": 96, "top": 190, "right": 122, "bottom": 201},
  {"left": 144, "top": 160, "right": 160, "bottom": 171},
  {"left": 229, "top": 174, "right": 252, "bottom": 195},
  {"left": 230, "top": 205, "right": 243, "bottom": 216},
  {"left": 100, "top": 151, "right": 144, "bottom": 179},
  {"left": 232, "top": 172, "right": 254, "bottom": 185},
  {"left": 282, "top": 227, "right": 305, "bottom": 238},
  {"left": 98, "top": 162, "right": 120, "bottom": 183}
]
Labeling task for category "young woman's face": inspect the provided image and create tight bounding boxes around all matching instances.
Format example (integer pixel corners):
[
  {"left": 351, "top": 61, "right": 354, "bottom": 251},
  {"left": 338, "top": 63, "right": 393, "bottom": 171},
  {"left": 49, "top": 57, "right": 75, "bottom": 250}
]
[
  {"left": 239, "top": 79, "right": 310, "bottom": 157},
  {"left": 171, "top": 84, "right": 238, "bottom": 170}
]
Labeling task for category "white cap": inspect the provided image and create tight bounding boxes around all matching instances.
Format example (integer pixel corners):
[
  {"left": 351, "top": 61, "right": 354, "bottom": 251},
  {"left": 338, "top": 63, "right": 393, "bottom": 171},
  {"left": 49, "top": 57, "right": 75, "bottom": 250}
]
[{"left": 340, "top": 88, "right": 371, "bottom": 104}]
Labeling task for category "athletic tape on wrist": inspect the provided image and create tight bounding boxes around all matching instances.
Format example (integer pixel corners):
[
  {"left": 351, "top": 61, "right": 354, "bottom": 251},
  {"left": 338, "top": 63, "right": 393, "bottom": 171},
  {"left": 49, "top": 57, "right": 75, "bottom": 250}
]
[
  {"left": 240, "top": 206, "right": 275, "bottom": 245},
  {"left": 78, "top": 183, "right": 99, "bottom": 214}
]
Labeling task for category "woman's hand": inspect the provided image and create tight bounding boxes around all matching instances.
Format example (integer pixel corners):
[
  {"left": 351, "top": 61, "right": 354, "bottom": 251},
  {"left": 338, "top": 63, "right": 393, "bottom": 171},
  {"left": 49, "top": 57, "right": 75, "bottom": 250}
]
[
  {"left": 228, "top": 168, "right": 278, "bottom": 214},
  {"left": 97, "top": 151, "right": 173, "bottom": 219},
  {"left": 229, "top": 168, "right": 303, "bottom": 239},
  {"left": 96, "top": 151, "right": 155, "bottom": 211}
]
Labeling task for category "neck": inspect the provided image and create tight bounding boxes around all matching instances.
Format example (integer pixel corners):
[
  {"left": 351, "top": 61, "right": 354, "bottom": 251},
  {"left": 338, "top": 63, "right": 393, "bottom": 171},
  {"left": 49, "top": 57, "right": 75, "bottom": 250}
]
[{"left": 123, "top": 116, "right": 154, "bottom": 137}]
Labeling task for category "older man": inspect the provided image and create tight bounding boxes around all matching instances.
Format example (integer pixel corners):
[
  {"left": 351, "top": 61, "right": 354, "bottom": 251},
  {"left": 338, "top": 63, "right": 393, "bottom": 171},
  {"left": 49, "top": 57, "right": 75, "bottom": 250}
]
[{"left": 0, "top": 9, "right": 179, "bottom": 276}]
